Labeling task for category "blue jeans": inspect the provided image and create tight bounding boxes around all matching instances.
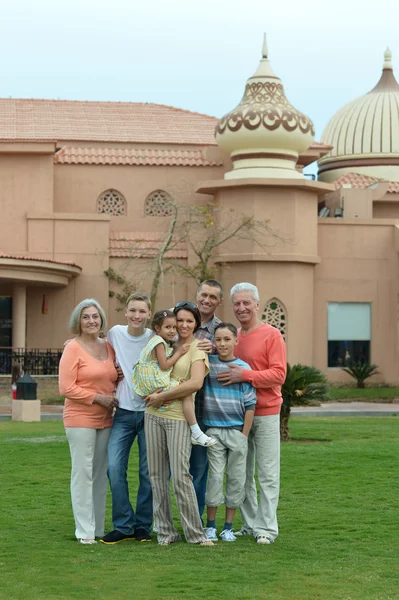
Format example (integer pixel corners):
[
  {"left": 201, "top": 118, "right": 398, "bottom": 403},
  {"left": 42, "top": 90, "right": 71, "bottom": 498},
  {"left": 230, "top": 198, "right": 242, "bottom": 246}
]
[
  {"left": 189, "top": 388, "right": 208, "bottom": 519},
  {"left": 190, "top": 445, "right": 208, "bottom": 519},
  {"left": 107, "top": 408, "right": 153, "bottom": 534}
]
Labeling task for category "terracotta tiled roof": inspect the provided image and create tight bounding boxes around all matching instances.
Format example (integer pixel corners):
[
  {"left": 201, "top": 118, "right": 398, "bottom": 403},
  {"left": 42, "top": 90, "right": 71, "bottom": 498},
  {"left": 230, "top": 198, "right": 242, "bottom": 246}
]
[
  {"left": 0, "top": 98, "right": 333, "bottom": 150},
  {"left": 0, "top": 99, "right": 217, "bottom": 145},
  {"left": 110, "top": 232, "right": 187, "bottom": 259},
  {"left": 333, "top": 172, "right": 399, "bottom": 193},
  {"left": 0, "top": 253, "right": 80, "bottom": 268},
  {"left": 54, "top": 146, "right": 224, "bottom": 167}
]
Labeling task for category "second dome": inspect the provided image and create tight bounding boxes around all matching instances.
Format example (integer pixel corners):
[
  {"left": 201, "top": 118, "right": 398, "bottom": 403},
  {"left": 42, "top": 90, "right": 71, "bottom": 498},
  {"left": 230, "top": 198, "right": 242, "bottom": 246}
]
[{"left": 318, "top": 49, "right": 399, "bottom": 183}]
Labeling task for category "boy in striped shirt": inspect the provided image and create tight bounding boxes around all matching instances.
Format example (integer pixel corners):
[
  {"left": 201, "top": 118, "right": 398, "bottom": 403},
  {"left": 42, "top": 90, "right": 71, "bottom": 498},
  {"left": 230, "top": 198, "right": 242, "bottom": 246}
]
[{"left": 203, "top": 322, "right": 257, "bottom": 542}]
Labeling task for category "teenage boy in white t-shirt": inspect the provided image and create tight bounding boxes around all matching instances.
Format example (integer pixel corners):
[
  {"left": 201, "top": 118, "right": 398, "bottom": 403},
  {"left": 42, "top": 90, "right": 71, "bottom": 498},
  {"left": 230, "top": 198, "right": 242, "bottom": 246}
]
[{"left": 100, "top": 293, "right": 153, "bottom": 544}]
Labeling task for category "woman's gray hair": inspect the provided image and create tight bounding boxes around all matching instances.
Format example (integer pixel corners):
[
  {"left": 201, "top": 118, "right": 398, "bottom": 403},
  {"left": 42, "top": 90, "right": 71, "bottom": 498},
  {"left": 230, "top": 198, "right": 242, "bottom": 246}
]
[
  {"left": 230, "top": 282, "right": 260, "bottom": 303},
  {"left": 68, "top": 298, "right": 107, "bottom": 335}
]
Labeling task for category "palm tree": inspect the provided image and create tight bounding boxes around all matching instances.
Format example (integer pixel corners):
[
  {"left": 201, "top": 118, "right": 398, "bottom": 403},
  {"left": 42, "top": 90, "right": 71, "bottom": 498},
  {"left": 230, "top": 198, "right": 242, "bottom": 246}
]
[
  {"left": 281, "top": 364, "right": 329, "bottom": 441},
  {"left": 341, "top": 362, "right": 379, "bottom": 388}
]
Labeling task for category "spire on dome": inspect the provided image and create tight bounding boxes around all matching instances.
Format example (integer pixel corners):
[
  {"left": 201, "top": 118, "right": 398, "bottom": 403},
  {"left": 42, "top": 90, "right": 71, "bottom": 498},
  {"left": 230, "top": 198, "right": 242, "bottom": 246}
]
[
  {"left": 262, "top": 33, "right": 268, "bottom": 59},
  {"left": 383, "top": 47, "right": 393, "bottom": 70},
  {"left": 369, "top": 47, "right": 399, "bottom": 93}
]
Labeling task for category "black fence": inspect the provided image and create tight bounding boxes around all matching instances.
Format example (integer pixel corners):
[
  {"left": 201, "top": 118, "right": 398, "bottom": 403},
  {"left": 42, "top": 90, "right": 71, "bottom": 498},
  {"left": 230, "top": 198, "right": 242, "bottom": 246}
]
[{"left": 0, "top": 347, "right": 63, "bottom": 376}]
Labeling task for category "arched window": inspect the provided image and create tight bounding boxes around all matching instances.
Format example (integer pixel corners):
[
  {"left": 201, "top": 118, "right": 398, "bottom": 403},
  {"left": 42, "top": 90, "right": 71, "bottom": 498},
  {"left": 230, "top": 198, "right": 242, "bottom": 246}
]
[
  {"left": 144, "top": 190, "right": 173, "bottom": 217},
  {"left": 262, "top": 298, "right": 287, "bottom": 340},
  {"left": 97, "top": 189, "right": 126, "bottom": 216}
]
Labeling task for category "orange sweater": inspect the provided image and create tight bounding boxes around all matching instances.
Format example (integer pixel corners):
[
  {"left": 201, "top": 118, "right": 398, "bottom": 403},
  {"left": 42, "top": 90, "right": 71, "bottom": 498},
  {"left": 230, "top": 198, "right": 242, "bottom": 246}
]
[
  {"left": 59, "top": 339, "right": 117, "bottom": 429},
  {"left": 235, "top": 323, "right": 286, "bottom": 416}
]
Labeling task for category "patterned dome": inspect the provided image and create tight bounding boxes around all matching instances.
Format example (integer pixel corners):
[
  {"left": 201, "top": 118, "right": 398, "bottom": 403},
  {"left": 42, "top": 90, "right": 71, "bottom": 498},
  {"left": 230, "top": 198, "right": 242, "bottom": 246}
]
[
  {"left": 215, "top": 35, "right": 315, "bottom": 179},
  {"left": 318, "top": 49, "right": 399, "bottom": 182}
]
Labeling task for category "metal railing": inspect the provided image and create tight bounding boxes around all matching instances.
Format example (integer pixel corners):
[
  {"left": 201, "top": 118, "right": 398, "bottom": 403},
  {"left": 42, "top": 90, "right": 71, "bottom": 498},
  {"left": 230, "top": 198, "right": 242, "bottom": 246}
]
[{"left": 0, "top": 347, "right": 63, "bottom": 376}]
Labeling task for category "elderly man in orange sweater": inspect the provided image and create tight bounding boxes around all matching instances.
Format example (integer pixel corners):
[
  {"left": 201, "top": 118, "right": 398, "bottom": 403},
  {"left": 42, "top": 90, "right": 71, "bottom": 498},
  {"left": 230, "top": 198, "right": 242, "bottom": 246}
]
[{"left": 217, "top": 282, "right": 286, "bottom": 545}]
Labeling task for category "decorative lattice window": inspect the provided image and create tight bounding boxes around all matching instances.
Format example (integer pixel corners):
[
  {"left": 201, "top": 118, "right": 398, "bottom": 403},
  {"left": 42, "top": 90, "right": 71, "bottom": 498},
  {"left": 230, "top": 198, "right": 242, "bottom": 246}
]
[
  {"left": 145, "top": 190, "right": 173, "bottom": 217},
  {"left": 97, "top": 189, "right": 126, "bottom": 216},
  {"left": 262, "top": 298, "right": 287, "bottom": 340}
]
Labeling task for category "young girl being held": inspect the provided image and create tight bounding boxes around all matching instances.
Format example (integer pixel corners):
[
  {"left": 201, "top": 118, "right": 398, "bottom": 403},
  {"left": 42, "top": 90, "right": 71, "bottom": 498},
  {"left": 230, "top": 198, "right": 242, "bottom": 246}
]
[{"left": 132, "top": 310, "right": 216, "bottom": 447}]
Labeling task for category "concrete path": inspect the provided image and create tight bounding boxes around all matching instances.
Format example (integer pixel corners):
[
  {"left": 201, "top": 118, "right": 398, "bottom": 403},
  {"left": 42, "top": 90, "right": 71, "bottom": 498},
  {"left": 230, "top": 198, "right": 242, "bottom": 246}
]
[
  {"left": 293, "top": 402, "right": 399, "bottom": 417},
  {"left": 0, "top": 402, "right": 398, "bottom": 421}
]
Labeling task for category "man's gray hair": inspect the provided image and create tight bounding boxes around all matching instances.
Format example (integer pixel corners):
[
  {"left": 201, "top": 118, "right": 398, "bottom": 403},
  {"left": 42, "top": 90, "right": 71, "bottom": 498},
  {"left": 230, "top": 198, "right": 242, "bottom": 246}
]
[
  {"left": 68, "top": 298, "right": 107, "bottom": 335},
  {"left": 230, "top": 282, "right": 260, "bottom": 303}
]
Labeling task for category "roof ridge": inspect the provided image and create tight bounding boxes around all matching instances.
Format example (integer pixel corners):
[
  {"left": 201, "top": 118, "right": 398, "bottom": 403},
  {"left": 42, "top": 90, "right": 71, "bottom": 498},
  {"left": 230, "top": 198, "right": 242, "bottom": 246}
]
[
  {"left": 0, "top": 97, "right": 217, "bottom": 119},
  {"left": 0, "top": 252, "right": 80, "bottom": 267}
]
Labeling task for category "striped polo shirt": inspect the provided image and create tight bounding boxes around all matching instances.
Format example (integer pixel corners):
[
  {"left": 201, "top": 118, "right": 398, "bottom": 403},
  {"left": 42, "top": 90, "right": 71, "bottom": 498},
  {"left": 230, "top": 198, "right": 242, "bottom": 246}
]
[{"left": 202, "top": 355, "right": 257, "bottom": 428}]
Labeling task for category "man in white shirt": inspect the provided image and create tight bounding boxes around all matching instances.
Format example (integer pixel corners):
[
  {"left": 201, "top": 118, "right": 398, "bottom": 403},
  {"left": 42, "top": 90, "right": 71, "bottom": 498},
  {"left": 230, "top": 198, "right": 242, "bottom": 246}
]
[{"left": 101, "top": 293, "right": 153, "bottom": 544}]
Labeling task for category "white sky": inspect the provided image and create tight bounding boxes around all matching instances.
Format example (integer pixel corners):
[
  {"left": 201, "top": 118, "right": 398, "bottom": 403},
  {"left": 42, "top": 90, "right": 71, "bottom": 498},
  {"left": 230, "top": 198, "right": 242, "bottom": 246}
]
[{"left": 1, "top": 0, "right": 398, "bottom": 174}]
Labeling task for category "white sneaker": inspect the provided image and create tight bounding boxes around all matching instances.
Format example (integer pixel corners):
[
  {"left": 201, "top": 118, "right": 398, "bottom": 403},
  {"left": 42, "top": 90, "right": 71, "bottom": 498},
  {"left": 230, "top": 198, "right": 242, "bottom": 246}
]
[
  {"left": 191, "top": 433, "right": 217, "bottom": 447},
  {"left": 205, "top": 526, "right": 218, "bottom": 541},
  {"left": 234, "top": 527, "right": 251, "bottom": 536},
  {"left": 256, "top": 535, "right": 272, "bottom": 545},
  {"left": 220, "top": 529, "right": 236, "bottom": 542}
]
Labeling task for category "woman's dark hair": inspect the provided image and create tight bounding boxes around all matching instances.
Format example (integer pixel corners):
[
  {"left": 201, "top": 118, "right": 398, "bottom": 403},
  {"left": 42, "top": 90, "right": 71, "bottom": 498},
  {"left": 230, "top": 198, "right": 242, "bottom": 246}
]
[
  {"left": 151, "top": 309, "right": 176, "bottom": 331},
  {"left": 173, "top": 303, "right": 201, "bottom": 333},
  {"left": 214, "top": 322, "right": 238, "bottom": 337}
]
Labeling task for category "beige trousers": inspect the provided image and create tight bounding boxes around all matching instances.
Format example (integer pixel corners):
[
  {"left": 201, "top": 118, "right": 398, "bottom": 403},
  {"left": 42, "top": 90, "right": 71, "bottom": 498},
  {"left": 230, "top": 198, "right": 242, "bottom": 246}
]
[
  {"left": 65, "top": 427, "right": 110, "bottom": 540},
  {"left": 240, "top": 415, "right": 280, "bottom": 541},
  {"left": 145, "top": 413, "right": 206, "bottom": 544},
  {"left": 205, "top": 428, "right": 248, "bottom": 508}
]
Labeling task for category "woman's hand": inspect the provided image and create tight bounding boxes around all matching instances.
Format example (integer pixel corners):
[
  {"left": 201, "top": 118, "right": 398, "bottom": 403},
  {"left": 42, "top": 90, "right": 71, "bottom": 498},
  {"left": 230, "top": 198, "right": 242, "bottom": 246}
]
[
  {"left": 145, "top": 389, "right": 166, "bottom": 408},
  {"left": 94, "top": 394, "right": 119, "bottom": 409},
  {"left": 196, "top": 339, "right": 213, "bottom": 354}
]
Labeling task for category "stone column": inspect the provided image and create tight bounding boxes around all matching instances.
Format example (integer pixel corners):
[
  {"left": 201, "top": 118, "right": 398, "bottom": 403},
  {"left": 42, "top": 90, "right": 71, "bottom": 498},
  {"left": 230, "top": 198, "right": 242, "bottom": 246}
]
[{"left": 12, "top": 283, "right": 27, "bottom": 348}]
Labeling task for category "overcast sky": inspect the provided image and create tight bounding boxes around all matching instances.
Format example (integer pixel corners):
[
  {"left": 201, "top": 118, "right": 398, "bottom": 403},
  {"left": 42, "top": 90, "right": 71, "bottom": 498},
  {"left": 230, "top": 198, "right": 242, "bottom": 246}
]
[{"left": 1, "top": 0, "right": 398, "bottom": 173}]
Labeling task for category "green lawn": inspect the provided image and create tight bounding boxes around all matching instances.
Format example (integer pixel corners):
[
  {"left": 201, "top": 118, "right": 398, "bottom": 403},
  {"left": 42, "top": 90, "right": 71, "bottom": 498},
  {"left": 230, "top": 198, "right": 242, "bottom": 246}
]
[
  {"left": 1, "top": 419, "right": 398, "bottom": 600},
  {"left": 43, "top": 388, "right": 399, "bottom": 405},
  {"left": 328, "top": 387, "right": 399, "bottom": 401}
]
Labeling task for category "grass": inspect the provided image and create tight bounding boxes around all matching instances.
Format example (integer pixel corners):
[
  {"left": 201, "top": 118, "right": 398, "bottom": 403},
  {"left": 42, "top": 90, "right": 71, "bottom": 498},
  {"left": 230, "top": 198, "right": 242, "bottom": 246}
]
[
  {"left": 43, "top": 388, "right": 399, "bottom": 406},
  {"left": 42, "top": 388, "right": 399, "bottom": 405},
  {"left": 1, "top": 418, "right": 398, "bottom": 600},
  {"left": 40, "top": 395, "right": 64, "bottom": 404},
  {"left": 328, "top": 387, "right": 399, "bottom": 401}
]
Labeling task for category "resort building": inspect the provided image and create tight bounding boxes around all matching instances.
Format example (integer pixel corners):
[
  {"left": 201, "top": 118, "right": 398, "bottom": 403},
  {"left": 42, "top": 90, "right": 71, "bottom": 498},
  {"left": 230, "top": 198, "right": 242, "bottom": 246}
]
[{"left": 1, "top": 37, "right": 399, "bottom": 386}]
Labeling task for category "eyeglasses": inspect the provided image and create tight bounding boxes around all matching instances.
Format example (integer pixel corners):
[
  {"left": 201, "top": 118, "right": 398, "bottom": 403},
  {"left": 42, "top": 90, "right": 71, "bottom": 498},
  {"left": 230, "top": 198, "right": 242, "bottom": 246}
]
[{"left": 174, "top": 302, "right": 198, "bottom": 311}]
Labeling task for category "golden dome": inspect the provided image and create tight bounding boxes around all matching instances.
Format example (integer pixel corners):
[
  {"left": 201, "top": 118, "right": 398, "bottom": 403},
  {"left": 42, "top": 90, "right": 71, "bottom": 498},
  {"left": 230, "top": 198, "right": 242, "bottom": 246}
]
[
  {"left": 215, "top": 34, "right": 315, "bottom": 179},
  {"left": 318, "top": 48, "right": 399, "bottom": 182}
]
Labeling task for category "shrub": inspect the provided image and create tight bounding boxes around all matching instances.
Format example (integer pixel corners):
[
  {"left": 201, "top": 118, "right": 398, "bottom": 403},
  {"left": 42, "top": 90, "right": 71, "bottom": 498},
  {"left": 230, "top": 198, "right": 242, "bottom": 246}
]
[
  {"left": 341, "top": 362, "right": 379, "bottom": 388},
  {"left": 281, "top": 364, "right": 329, "bottom": 441}
]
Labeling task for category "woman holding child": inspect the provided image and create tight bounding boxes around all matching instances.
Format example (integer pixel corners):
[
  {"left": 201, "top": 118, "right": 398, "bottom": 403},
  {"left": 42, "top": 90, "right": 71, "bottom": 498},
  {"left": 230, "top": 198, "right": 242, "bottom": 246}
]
[{"left": 144, "top": 302, "right": 215, "bottom": 546}]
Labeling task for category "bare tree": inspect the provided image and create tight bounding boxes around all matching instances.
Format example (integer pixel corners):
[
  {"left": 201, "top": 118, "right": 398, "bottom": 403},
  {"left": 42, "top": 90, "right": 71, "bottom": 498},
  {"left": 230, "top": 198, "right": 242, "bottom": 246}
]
[
  {"left": 105, "top": 186, "right": 283, "bottom": 310},
  {"left": 171, "top": 201, "right": 280, "bottom": 285},
  {"left": 149, "top": 200, "right": 179, "bottom": 307}
]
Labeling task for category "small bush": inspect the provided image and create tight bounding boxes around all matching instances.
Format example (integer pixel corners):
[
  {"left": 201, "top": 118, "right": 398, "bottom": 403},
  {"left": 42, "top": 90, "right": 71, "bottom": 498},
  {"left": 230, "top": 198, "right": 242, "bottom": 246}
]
[
  {"left": 281, "top": 364, "right": 329, "bottom": 441},
  {"left": 341, "top": 363, "right": 379, "bottom": 389}
]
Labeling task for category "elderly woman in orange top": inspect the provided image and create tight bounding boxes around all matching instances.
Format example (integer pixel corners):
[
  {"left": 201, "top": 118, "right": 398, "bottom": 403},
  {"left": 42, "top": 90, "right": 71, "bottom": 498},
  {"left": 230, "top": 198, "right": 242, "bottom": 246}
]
[{"left": 59, "top": 298, "right": 118, "bottom": 545}]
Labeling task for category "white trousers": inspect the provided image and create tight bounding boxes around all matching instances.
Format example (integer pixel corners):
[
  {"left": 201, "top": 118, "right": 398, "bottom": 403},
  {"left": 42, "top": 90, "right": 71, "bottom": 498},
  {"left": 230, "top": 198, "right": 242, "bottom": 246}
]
[
  {"left": 65, "top": 427, "right": 111, "bottom": 540},
  {"left": 240, "top": 415, "right": 280, "bottom": 541}
]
